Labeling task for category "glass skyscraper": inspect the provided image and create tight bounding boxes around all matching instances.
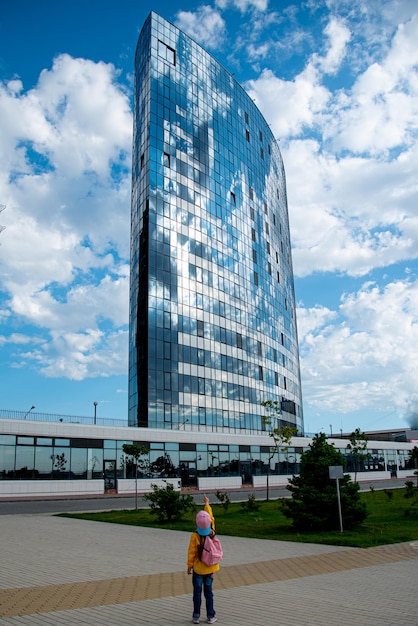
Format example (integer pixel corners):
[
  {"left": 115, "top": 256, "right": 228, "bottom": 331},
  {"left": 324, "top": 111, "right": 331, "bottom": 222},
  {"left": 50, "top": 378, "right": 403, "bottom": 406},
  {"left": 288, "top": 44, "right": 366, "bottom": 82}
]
[{"left": 129, "top": 12, "right": 303, "bottom": 434}]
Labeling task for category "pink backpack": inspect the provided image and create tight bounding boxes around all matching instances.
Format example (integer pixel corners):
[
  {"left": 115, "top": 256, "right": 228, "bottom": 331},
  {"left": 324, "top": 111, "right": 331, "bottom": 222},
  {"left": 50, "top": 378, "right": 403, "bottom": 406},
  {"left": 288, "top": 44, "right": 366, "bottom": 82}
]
[{"left": 200, "top": 535, "right": 223, "bottom": 566}]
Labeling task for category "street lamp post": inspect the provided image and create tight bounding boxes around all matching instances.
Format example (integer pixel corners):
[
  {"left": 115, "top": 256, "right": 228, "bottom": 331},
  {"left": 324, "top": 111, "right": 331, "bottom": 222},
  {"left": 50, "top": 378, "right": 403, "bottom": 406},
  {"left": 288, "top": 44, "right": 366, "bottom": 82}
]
[
  {"left": 93, "top": 401, "right": 98, "bottom": 425},
  {"left": 24, "top": 405, "right": 35, "bottom": 420}
]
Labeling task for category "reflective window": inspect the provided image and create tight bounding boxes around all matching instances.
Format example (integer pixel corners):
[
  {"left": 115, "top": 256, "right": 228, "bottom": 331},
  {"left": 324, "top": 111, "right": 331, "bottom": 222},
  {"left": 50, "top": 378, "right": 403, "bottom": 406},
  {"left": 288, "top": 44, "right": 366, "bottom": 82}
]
[{"left": 0, "top": 446, "right": 15, "bottom": 478}]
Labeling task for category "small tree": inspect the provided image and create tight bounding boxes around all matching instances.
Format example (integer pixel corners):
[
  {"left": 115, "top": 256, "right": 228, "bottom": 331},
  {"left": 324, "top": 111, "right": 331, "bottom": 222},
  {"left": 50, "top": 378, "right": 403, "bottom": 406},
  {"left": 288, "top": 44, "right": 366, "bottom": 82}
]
[
  {"left": 282, "top": 432, "right": 368, "bottom": 531},
  {"left": 122, "top": 443, "right": 148, "bottom": 510},
  {"left": 261, "top": 400, "right": 297, "bottom": 501},
  {"left": 346, "top": 428, "right": 369, "bottom": 482},
  {"left": 143, "top": 482, "right": 195, "bottom": 522},
  {"left": 241, "top": 493, "right": 260, "bottom": 511}
]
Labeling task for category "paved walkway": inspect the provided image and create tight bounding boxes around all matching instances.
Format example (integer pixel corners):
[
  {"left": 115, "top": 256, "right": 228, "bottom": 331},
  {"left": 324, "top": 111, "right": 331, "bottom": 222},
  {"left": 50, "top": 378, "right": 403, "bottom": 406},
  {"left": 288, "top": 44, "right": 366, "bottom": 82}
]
[{"left": 0, "top": 514, "right": 417, "bottom": 625}]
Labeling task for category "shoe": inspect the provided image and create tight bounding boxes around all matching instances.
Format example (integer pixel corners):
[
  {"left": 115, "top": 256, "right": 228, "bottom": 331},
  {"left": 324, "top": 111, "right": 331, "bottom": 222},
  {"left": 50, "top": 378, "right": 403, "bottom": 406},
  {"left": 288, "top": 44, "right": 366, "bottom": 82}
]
[
  {"left": 192, "top": 619, "right": 200, "bottom": 624},
  {"left": 207, "top": 618, "right": 217, "bottom": 624}
]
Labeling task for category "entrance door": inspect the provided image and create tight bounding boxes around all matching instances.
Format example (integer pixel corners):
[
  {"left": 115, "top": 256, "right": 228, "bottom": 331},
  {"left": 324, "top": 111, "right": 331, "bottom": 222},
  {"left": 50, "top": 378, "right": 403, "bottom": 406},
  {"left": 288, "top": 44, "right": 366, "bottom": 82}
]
[
  {"left": 239, "top": 461, "right": 252, "bottom": 485},
  {"left": 104, "top": 460, "right": 116, "bottom": 492},
  {"left": 180, "top": 461, "right": 197, "bottom": 488}
]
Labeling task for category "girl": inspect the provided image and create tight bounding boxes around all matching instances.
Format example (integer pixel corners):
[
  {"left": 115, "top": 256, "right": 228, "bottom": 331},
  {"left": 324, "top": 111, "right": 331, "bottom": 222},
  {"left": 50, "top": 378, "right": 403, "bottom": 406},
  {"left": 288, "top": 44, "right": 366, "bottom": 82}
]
[{"left": 187, "top": 495, "right": 219, "bottom": 624}]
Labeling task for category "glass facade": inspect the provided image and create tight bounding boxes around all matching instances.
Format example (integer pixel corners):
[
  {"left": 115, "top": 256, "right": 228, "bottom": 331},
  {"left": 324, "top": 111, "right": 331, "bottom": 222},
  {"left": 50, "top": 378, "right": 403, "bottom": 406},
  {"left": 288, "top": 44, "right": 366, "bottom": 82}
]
[
  {"left": 2, "top": 432, "right": 413, "bottom": 487},
  {"left": 129, "top": 12, "right": 303, "bottom": 433}
]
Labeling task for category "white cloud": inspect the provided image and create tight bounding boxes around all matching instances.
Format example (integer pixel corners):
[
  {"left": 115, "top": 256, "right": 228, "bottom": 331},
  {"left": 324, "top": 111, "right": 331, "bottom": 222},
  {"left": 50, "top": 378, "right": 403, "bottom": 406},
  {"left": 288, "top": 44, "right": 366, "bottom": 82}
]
[
  {"left": 326, "top": 15, "right": 418, "bottom": 154},
  {"left": 245, "top": 64, "right": 330, "bottom": 138},
  {"left": 24, "top": 328, "right": 129, "bottom": 381},
  {"left": 298, "top": 279, "right": 418, "bottom": 416},
  {"left": 0, "top": 333, "right": 39, "bottom": 346},
  {"left": 315, "top": 18, "right": 351, "bottom": 74},
  {"left": 175, "top": 6, "right": 226, "bottom": 50},
  {"left": 284, "top": 139, "right": 418, "bottom": 277},
  {"left": 216, "top": 0, "right": 269, "bottom": 12},
  {"left": 0, "top": 54, "right": 132, "bottom": 379},
  {"left": 295, "top": 304, "right": 337, "bottom": 340}
]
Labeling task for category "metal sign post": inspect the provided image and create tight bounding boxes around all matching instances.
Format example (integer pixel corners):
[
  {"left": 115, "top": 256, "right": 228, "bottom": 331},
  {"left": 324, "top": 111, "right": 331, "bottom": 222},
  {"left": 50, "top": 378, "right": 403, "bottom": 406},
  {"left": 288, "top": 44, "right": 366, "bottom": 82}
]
[{"left": 329, "top": 465, "right": 344, "bottom": 532}]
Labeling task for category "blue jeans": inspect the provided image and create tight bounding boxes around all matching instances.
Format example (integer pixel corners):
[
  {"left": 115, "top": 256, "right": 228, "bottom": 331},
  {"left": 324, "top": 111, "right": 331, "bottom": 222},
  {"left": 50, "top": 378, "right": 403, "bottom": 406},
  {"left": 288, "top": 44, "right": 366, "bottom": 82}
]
[{"left": 192, "top": 572, "right": 215, "bottom": 619}]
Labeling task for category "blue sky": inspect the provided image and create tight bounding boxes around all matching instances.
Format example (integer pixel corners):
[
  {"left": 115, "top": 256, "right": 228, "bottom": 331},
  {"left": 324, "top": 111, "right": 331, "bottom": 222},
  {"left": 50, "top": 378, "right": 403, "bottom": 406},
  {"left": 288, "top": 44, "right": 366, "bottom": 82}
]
[{"left": 1, "top": 0, "right": 418, "bottom": 434}]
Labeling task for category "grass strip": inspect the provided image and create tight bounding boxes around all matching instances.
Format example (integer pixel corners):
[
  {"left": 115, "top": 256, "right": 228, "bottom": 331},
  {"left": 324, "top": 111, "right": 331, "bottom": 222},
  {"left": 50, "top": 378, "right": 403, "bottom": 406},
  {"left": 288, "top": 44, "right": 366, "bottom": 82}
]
[{"left": 59, "top": 488, "right": 418, "bottom": 549}]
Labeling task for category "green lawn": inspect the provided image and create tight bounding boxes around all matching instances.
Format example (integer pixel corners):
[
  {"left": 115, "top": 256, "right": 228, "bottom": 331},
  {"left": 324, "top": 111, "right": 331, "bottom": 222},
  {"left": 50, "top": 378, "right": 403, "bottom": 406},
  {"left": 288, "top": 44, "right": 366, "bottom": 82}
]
[{"left": 59, "top": 488, "right": 418, "bottom": 549}]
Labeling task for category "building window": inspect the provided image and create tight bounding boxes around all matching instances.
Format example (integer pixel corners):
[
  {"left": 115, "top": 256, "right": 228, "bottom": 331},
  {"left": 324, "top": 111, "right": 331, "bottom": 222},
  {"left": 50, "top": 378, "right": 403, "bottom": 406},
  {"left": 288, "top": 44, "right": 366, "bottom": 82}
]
[
  {"left": 259, "top": 365, "right": 263, "bottom": 381},
  {"left": 249, "top": 187, "right": 254, "bottom": 200},
  {"left": 197, "top": 320, "right": 204, "bottom": 337},
  {"left": 246, "top": 129, "right": 250, "bottom": 142},
  {"left": 260, "top": 147, "right": 264, "bottom": 159},
  {"left": 252, "top": 249, "right": 257, "bottom": 263},
  {"left": 251, "top": 228, "right": 256, "bottom": 242},
  {"left": 237, "top": 333, "right": 242, "bottom": 349},
  {"left": 158, "top": 40, "right": 176, "bottom": 65},
  {"left": 230, "top": 191, "right": 236, "bottom": 204},
  {"left": 259, "top": 130, "right": 263, "bottom": 141},
  {"left": 254, "top": 271, "right": 258, "bottom": 286},
  {"left": 199, "top": 408, "right": 206, "bottom": 425},
  {"left": 163, "top": 152, "right": 170, "bottom": 167},
  {"left": 245, "top": 111, "right": 249, "bottom": 124}
]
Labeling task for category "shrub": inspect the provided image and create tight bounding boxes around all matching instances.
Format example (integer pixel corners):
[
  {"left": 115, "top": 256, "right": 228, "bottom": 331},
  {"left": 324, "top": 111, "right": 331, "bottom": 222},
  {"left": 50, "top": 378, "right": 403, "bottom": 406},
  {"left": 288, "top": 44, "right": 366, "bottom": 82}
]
[
  {"left": 143, "top": 482, "right": 195, "bottom": 522},
  {"left": 241, "top": 493, "right": 260, "bottom": 511},
  {"left": 215, "top": 490, "right": 231, "bottom": 513},
  {"left": 404, "top": 481, "right": 416, "bottom": 499}
]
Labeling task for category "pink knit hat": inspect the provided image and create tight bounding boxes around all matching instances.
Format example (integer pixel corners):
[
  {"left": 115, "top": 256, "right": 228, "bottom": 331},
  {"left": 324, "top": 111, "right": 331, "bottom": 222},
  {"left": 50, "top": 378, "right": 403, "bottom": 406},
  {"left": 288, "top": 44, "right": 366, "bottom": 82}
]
[{"left": 196, "top": 510, "right": 211, "bottom": 536}]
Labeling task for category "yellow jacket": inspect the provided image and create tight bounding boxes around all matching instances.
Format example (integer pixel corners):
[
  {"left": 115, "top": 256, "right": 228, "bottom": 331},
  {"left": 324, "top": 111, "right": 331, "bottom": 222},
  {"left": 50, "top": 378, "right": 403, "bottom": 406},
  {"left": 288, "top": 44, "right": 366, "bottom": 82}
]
[{"left": 187, "top": 504, "right": 220, "bottom": 575}]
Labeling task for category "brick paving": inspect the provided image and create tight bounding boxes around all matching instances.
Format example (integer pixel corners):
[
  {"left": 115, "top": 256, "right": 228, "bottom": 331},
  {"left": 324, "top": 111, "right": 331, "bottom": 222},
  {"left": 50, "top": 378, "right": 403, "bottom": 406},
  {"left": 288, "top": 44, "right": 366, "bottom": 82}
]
[{"left": 0, "top": 515, "right": 417, "bottom": 625}]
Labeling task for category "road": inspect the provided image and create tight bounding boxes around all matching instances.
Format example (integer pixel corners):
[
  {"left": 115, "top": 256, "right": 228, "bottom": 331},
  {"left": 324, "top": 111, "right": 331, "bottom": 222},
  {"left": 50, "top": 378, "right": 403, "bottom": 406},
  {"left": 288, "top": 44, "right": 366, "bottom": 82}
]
[{"left": 0, "top": 477, "right": 411, "bottom": 515}]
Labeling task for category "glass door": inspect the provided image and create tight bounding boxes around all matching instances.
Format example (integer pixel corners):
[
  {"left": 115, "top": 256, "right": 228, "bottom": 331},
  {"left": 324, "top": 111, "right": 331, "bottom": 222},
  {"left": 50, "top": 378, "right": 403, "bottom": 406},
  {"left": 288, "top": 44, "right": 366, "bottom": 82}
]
[{"left": 104, "top": 460, "right": 116, "bottom": 491}]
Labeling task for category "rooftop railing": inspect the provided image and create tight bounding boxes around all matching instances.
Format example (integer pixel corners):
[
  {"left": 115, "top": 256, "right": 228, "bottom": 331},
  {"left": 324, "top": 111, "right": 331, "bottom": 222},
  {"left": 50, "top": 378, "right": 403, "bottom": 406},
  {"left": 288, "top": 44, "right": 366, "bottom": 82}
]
[{"left": 0, "top": 408, "right": 128, "bottom": 427}]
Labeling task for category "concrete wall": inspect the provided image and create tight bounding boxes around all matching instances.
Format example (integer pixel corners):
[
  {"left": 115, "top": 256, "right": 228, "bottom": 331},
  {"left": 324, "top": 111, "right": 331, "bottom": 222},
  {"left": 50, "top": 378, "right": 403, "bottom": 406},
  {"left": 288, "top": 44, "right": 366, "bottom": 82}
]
[
  {"left": 346, "top": 471, "right": 391, "bottom": 481},
  {"left": 0, "top": 480, "right": 104, "bottom": 499},
  {"left": 117, "top": 478, "right": 181, "bottom": 494},
  {"left": 253, "top": 471, "right": 404, "bottom": 487},
  {"left": 252, "top": 475, "right": 291, "bottom": 488},
  {"left": 198, "top": 477, "right": 242, "bottom": 491}
]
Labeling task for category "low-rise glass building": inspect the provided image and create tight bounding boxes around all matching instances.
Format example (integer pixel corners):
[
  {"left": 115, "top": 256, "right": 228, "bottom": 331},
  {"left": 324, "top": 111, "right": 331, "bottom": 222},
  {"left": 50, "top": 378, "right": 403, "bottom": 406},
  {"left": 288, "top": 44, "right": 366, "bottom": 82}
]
[{"left": 0, "top": 413, "right": 415, "bottom": 499}]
